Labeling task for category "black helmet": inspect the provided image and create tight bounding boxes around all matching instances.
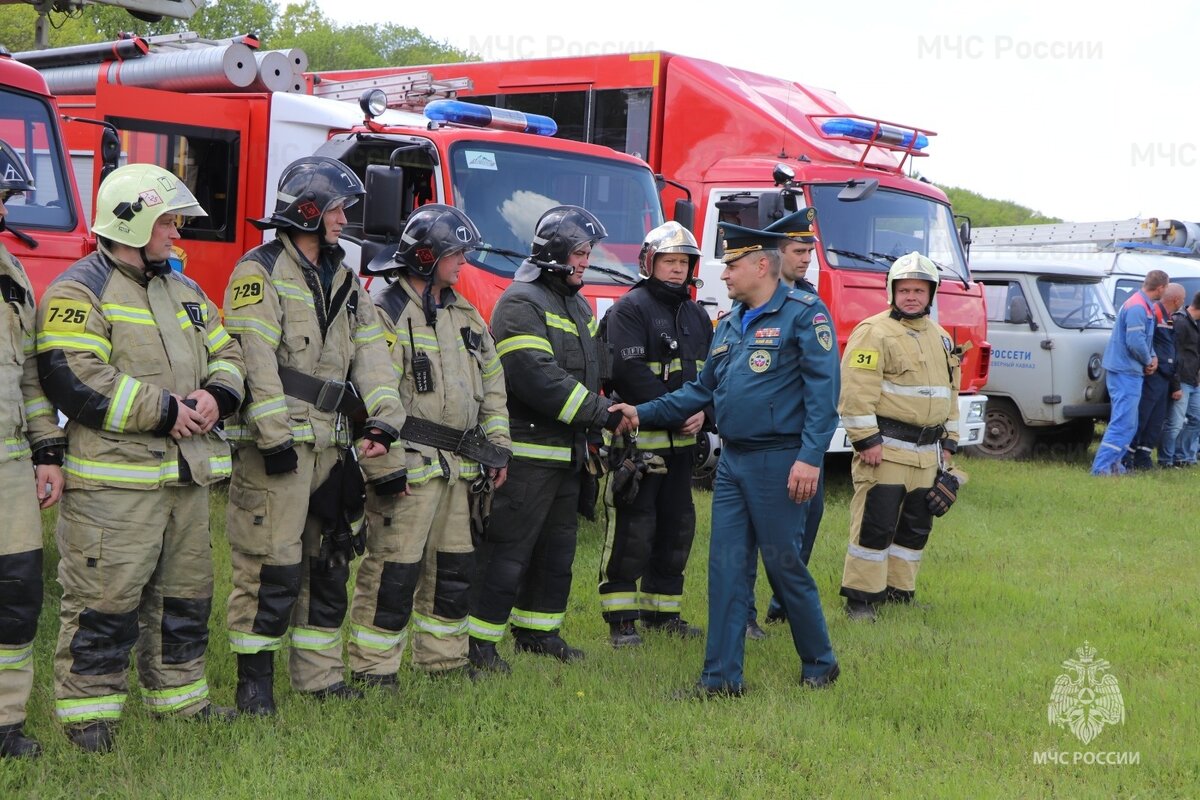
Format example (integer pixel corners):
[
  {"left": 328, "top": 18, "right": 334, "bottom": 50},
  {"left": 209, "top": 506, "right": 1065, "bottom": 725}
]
[
  {"left": 0, "top": 139, "right": 35, "bottom": 198},
  {"left": 253, "top": 156, "right": 364, "bottom": 232},
  {"left": 531, "top": 205, "right": 607, "bottom": 266},
  {"left": 393, "top": 204, "right": 481, "bottom": 278}
]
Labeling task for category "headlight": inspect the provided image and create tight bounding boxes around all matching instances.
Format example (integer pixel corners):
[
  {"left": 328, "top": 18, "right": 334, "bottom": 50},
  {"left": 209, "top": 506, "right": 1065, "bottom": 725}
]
[
  {"left": 1087, "top": 354, "right": 1103, "bottom": 381},
  {"left": 967, "top": 400, "right": 986, "bottom": 422}
]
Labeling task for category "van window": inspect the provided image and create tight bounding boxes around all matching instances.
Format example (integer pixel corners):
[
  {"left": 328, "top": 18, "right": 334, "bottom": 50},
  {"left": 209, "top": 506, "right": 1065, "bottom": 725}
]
[
  {"left": 982, "top": 281, "right": 1028, "bottom": 324},
  {"left": 1112, "top": 279, "right": 1140, "bottom": 309},
  {"left": 1037, "top": 278, "right": 1114, "bottom": 329}
]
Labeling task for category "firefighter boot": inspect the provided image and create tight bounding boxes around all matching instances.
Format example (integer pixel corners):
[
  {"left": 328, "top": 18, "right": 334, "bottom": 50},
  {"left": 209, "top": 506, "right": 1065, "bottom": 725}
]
[
  {"left": 308, "top": 682, "right": 364, "bottom": 701},
  {"left": 643, "top": 618, "right": 702, "bottom": 638},
  {"left": 846, "top": 599, "right": 877, "bottom": 622},
  {"left": 609, "top": 621, "right": 643, "bottom": 648},
  {"left": 236, "top": 652, "right": 277, "bottom": 716},
  {"left": 65, "top": 721, "right": 115, "bottom": 754},
  {"left": 513, "top": 631, "right": 585, "bottom": 663},
  {"left": 0, "top": 723, "right": 41, "bottom": 759},
  {"left": 468, "top": 637, "right": 511, "bottom": 674}
]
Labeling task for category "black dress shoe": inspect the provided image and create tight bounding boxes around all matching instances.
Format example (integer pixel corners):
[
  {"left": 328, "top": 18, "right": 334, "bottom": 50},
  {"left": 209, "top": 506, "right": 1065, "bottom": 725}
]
[
  {"left": 745, "top": 620, "right": 768, "bottom": 640},
  {"left": 802, "top": 663, "right": 840, "bottom": 689},
  {"left": 672, "top": 681, "right": 745, "bottom": 700}
]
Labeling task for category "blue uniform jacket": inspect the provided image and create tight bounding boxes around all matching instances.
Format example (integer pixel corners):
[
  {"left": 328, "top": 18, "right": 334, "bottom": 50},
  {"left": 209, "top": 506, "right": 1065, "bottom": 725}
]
[
  {"left": 1103, "top": 291, "right": 1155, "bottom": 375},
  {"left": 637, "top": 283, "right": 840, "bottom": 467}
]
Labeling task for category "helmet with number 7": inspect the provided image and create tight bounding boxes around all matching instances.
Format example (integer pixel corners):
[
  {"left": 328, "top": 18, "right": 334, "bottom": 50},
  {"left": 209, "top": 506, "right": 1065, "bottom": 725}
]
[
  {"left": 887, "top": 251, "right": 940, "bottom": 318},
  {"left": 530, "top": 205, "right": 607, "bottom": 266},
  {"left": 392, "top": 204, "right": 482, "bottom": 278},
  {"left": 253, "top": 156, "right": 365, "bottom": 232},
  {"left": 91, "top": 163, "right": 207, "bottom": 248}
]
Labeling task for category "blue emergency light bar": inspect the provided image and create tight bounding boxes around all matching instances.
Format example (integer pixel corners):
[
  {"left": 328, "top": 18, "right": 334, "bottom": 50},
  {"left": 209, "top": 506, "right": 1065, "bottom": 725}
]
[
  {"left": 424, "top": 100, "right": 558, "bottom": 137},
  {"left": 820, "top": 118, "right": 929, "bottom": 150}
]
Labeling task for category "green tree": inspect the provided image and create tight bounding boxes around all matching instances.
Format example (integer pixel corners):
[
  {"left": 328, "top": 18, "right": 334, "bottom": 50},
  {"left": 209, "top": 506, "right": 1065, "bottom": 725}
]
[{"left": 938, "top": 184, "right": 1061, "bottom": 228}]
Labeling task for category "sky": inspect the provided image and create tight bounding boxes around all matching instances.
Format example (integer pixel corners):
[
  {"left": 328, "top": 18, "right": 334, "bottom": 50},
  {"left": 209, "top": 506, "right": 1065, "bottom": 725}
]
[{"left": 307, "top": 0, "right": 1200, "bottom": 224}]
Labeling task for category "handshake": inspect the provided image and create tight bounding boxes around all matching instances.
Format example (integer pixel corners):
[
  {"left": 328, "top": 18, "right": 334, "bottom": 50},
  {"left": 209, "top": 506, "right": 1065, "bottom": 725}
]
[{"left": 607, "top": 403, "right": 639, "bottom": 436}]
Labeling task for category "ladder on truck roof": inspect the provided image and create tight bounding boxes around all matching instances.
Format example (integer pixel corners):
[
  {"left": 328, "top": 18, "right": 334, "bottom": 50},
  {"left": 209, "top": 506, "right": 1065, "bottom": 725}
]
[
  {"left": 312, "top": 72, "right": 474, "bottom": 110},
  {"left": 972, "top": 218, "right": 1200, "bottom": 255}
]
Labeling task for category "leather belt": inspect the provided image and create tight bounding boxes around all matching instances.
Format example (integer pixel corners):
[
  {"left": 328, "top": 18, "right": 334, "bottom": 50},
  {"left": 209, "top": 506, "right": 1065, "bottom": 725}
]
[
  {"left": 400, "top": 417, "right": 511, "bottom": 470},
  {"left": 877, "top": 416, "right": 944, "bottom": 446}
]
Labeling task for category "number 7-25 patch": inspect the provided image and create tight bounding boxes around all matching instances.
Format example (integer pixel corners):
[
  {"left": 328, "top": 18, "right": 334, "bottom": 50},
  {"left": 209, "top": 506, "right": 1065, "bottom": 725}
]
[
  {"left": 848, "top": 348, "right": 879, "bottom": 370},
  {"left": 43, "top": 300, "right": 92, "bottom": 332}
]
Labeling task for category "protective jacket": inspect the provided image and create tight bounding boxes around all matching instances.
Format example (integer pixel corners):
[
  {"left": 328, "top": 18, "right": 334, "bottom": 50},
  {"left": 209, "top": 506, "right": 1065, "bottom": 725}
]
[
  {"left": 222, "top": 233, "right": 403, "bottom": 460},
  {"left": 366, "top": 278, "right": 510, "bottom": 486},
  {"left": 36, "top": 245, "right": 244, "bottom": 489},
  {"left": 491, "top": 268, "right": 611, "bottom": 468},
  {"left": 2, "top": 243, "right": 63, "bottom": 462},
  {"left": 606, "top": 280, "right": 711, "bottom": 451},
  {"left": 839, "top": 310, "right": 960, "bottom": 468}
]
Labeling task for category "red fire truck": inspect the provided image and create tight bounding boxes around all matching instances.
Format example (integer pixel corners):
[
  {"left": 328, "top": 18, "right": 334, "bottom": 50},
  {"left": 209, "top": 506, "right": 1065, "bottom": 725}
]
[
  {"left": 318, "top": 52, "right": 991, "bottom": 450},
  {"left": 2, "top": 43, "right": 662, "bottom": 317}
]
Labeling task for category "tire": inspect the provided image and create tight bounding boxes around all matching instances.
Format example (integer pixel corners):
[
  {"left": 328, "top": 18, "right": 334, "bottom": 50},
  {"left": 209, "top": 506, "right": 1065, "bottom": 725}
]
[{"left": 966, "top": 397, "right": 1036, "bottom": 459}]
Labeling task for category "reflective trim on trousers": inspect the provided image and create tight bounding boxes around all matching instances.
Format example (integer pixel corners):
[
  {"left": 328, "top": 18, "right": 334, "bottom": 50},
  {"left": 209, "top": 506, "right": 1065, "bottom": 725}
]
[
  {"left": 289, "top": 627, "right": 342, "bottom": 651},
  {"left": 142, "top": 678, "right": 209, "bottom": 713},
  {"left": 467, "top": 616, "right": 506, "bottom": 642},
  {"left": 0, "top": 643, "right": 33, "bottom": 670},
  {"left": 349, "top": 623, "right": 407, "bottom": 651},
  {"left": 888, "top": 544, "right": 923, "bottom": 562},
  {"left": 639, "top": 593, "right": 681, "bottom": 612},
  {"left": 56, "top": 694, "right": 127, "bottom": 724},
  {"left": 600, "top": 592, "right": 639, "bottom": 612},
  {"left": 510, "top": 608, "right": 563, "bottom": 631},
  {"left": 228, "top": 631, "right": 284, "bottom": 654},
  {"left": 847, "top": 543, "right": 888, "bottom": 562},
  {"left": 411, "top": 613, "right": 468, "bottom": 639}
]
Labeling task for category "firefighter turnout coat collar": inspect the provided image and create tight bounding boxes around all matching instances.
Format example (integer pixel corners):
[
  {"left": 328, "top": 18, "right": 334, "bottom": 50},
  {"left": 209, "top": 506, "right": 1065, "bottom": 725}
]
[
  {"left": 1, "top": 242, "right": 64, "bottom": 462},
  {"left": 222, "top": 232, "right": 404, "bottom": 455},
  {"left": 35, "top": 245, "right": 245, "bottom": 489}
]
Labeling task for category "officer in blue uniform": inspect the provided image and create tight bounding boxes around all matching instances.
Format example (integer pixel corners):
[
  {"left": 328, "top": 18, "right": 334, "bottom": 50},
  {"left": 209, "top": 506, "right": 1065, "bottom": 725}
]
[{"left": 610, "top": 221, "right": 841, "bottom": 696}]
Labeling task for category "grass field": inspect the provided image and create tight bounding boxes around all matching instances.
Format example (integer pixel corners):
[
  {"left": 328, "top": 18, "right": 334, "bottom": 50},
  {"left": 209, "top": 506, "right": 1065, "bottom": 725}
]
[{"left": 2, "top": 451, "right": 1197, "bottom": 798}]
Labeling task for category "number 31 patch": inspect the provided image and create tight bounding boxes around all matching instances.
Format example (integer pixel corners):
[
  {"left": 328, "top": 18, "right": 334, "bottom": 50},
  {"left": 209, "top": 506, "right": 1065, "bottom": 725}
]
[{"left": 848, "top": 348, "right": 879, "bottom": 369}]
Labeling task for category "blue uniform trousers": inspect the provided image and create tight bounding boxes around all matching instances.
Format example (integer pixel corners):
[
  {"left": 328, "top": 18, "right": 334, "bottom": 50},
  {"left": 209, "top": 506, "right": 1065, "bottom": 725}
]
[
  {"left": 703, "top": 446, "right": 836, "bottom": 691},
  {"left": 748, "top": 469, "right": 824, "bottom": 621},
  {"left": 1091, "top": 371, "right": 1143, "bottom": 475},
  {"left": 1130, "top": 373, "right": 1171, "bottom": 464}
]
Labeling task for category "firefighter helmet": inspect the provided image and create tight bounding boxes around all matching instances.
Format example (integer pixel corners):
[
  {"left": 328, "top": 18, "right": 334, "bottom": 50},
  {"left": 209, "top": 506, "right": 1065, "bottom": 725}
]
[
  {"left": 392, "top": 204, "right": 481, "bottom": 278},
  {"left": 638, "top": 220, "right": 700, "bottom": 279},
  {"left": 91, "top": 163, "right": 206, "bottom": 248},
  {"left": 886, "top": 251, "right": 940, "bottom": 314},
  {"left": 0, "top": 139, "right": 35, "bottom": 198},
  {"left": 254, "top": 156, "right": 364, "bottom": 232},
  {"left": 530, "top": 205, "right": 607, "bottom": 266}
]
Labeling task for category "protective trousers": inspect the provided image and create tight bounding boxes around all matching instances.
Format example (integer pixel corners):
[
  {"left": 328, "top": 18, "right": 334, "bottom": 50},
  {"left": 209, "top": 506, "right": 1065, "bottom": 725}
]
[
  {"left": 468, "top": 461, "right": 580, "bottom": 642},
  {"left": 226, "top": 443, "right": 349, "bottom": 693},
  {"left": 348, "top": 476, "right": 473, "bottom": 674},
  {"left": 840, "top": 457, "right": 937, "bottom": 603},
  {"left": 53, "top": 484, "right": 214, "bottom": 725},
  {"left": 704, "top": 447, "right": 836, "bottom": 691},
  {"left": 749, "top": 467, "right": 825, "bottom": 621},
  {"left": 598, "top": 449, "right": 696, "bottom": 624},
  {"left": 1092, "top": 371, "right": 1143, "bottom": 475},
  {"left": 0, "top": 458, "right": 44, "bottom": 726}
]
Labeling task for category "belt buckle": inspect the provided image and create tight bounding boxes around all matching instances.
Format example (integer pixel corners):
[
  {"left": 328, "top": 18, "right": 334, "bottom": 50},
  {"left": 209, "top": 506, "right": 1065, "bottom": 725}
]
[{"left": 315, "top": 379, "right": 346, "bottom": 413}]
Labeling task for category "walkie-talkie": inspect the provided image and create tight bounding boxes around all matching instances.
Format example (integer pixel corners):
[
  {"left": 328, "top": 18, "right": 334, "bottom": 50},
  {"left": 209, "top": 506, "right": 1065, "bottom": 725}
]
[{"left": 409, "top": 318, "right": 434, "bottom": 393}]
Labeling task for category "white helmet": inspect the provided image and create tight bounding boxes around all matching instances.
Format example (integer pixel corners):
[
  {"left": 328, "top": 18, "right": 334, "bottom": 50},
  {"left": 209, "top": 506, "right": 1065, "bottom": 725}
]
[{"left": 886, "top": 251, "right": 939, "bottom": 316}]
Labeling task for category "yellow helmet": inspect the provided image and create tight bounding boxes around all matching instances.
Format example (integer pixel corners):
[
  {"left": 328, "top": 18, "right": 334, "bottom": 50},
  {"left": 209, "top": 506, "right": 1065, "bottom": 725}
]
[
  {"left": 886, "top": 251, "right": 940, "bottom": 310},
  {"left": 91, "top": 164, "right": 206, "bottom": 248}
]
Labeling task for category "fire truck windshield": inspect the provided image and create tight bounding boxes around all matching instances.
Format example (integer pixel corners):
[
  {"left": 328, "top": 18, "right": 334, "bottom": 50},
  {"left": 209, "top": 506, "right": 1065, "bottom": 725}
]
[
  {"left": 449, "top": 141, "right": 662, "bottom": 283},
  {"left": 0, "top": 87, "right": 77, "bottom": 231},
  {"left": 809, "top": 185, "right": 969, "bottom": 283}
]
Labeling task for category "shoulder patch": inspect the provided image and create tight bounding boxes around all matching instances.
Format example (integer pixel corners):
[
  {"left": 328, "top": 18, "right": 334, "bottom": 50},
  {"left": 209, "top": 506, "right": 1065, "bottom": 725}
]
[
  {"left": 786, "top": 290, "right": 817, "bottom": 306},
  {"left": 43, "top": 298, "right": 92, "bottom": 332},
  {"left": 230, "top": 275, "right": 266, "bottom": 309},
  {"left": 54, "top": 252, "right": 112, "bottom": 299},
  {"left": 376, "top": 282, "right": 411, "bottom": 325},
  {"left": 848, "top": 348, "right": 879, "bottom": 370},
  {"left": 166, "top": 269, "right": 203, "bottom": 296}
]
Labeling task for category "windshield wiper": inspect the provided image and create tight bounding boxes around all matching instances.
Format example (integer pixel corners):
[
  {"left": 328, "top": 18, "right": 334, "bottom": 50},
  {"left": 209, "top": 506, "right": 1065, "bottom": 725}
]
[
  {"left": 928, "top": 257, "right": 970, "bottom": 290},
  {"left": 1, "top": 223, "right": 38, "bottom": 249},
  {"left": 827, "top": 248, "right": 890, "bottom": 268},
  {"left": 584, "top": 264, "right": 636, "bottom": 285}
]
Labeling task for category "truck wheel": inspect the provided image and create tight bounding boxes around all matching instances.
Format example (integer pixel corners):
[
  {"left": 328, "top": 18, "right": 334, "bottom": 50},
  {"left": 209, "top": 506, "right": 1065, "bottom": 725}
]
[{"left": 968, "top": 398, "right": 1035, "bottom": 459}]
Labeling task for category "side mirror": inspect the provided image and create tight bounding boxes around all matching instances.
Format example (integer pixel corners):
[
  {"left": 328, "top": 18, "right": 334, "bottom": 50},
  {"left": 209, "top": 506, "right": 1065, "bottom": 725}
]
[
  {"left": 673, "top": 198, "right": 695, "bottom": 232},
  {"left": 757, "top": 190, "right": 787, "bottom": 227},
  {"left": 99, "top": 126, "right": 120, "bottom": 183},
  {"left": 1007, "top": 295, "right": 1032, "bottom": 326},
  {"left": 837, "top": 179, "right": 878, "bottom": 202},
  {"left": 362, "top": 163, "right": 409, "bottom": 238},
  {"left": 957, "top": 215, "right": 972, "bottom": 247}
]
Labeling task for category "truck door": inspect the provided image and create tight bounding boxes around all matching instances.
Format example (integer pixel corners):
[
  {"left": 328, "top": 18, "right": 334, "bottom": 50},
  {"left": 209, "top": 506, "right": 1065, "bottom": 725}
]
[
  {"left": 980, "top": 278, "right": 1056, "bottom": 423},
  {"left": 92, "top": 82, "right": 253, "bottom": 306}
]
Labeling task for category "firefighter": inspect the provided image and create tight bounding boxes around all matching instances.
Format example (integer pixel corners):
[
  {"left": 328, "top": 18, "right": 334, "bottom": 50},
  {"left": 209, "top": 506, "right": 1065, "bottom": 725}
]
[
  {"left": 467, "top": 205, "right": 626, "bottom": 671},
  {"left": 599, "top": 221, "right": 711, "bottom": 647},
  {"left": 838, "top": 252, "right": 960, "bottom": 621},
  {"left": 348, "top": 205, "right": 511, "bottom": 682},
  {"left": 0, "top": 141, "right": 66, "bottom": 759},
  {"left": 36, "top": 164, "right": 245, "bottom": 752},
  {"left": 222, "top": 156, "right": 404, "bottom": 714},
  {"left": 608, "top": 220, "right": 841, "bottom": 696},
  {"left": 748, "top": 207, "right": 824, "bottom": 633}
]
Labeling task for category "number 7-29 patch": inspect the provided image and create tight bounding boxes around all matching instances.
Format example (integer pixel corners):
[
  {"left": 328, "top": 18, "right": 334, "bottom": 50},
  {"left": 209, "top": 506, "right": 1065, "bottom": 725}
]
[
  {"left": 848, "top": 348, "right": 879, "bottom": 370},
  {"left": 230, "top": 276, "right": 266, "bottom": 309}
]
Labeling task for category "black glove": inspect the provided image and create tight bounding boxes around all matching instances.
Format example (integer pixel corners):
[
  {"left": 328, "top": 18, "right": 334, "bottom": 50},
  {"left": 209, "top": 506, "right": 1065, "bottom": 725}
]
[
  {"left": 262, "top": 445, "right": 298, "bottom": 475},
  {"left": 926, "top": 469, "right": 959, "bottom": 517},
  {"left": 361, "top": 428, "right": 394, "bottom": 451}
]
